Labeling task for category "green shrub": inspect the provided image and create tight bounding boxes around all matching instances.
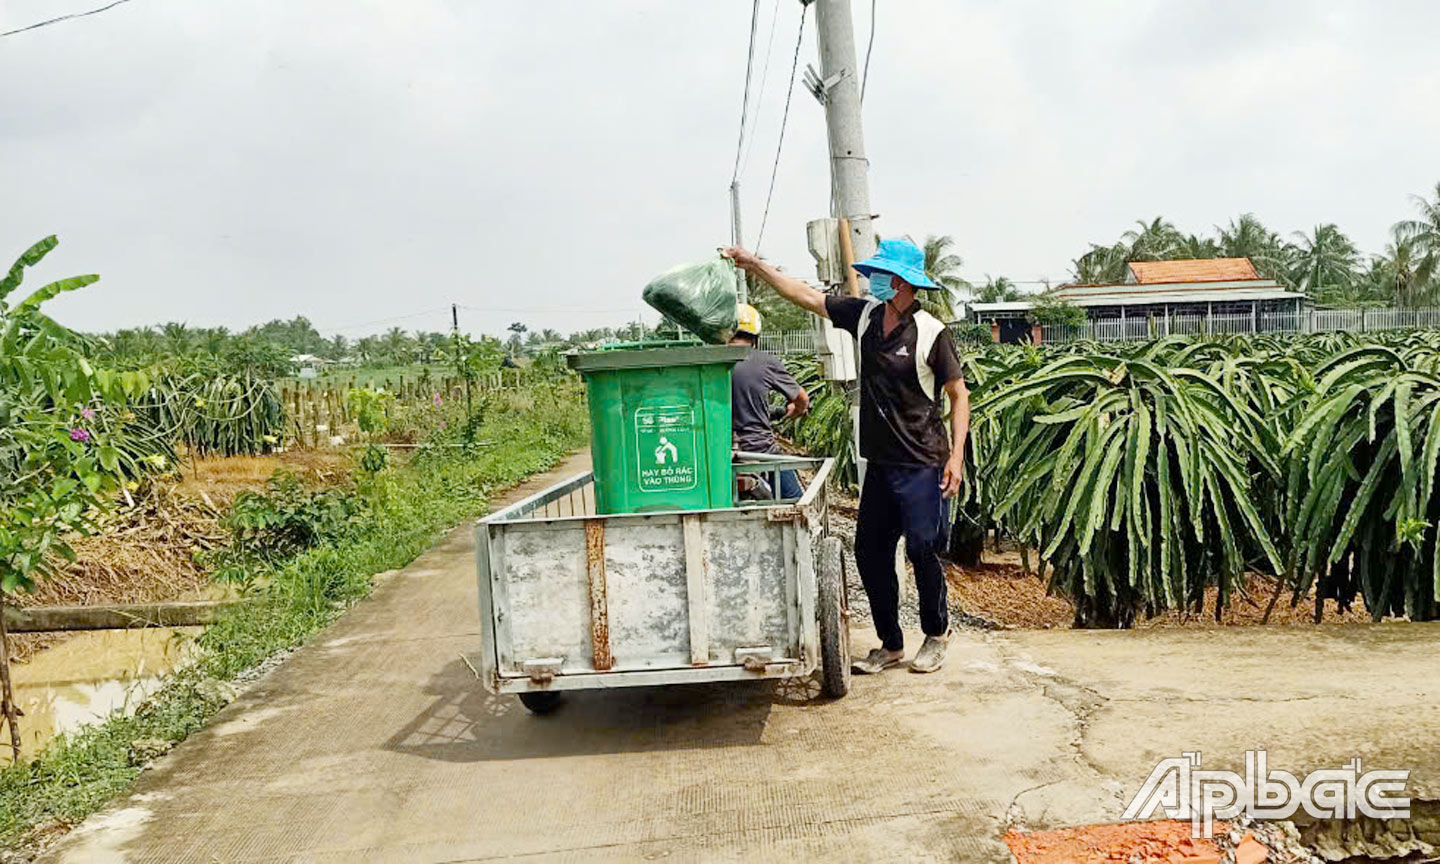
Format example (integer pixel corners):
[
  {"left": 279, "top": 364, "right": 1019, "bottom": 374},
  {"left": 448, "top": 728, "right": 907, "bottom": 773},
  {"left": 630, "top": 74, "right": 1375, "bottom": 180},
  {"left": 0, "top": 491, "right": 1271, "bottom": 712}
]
[
  {"left": 0, "top": 385, "right": 589, "bottom": 849},
  {"left": 1026, "top": 294, "right": 1087, "bottom": 328}
]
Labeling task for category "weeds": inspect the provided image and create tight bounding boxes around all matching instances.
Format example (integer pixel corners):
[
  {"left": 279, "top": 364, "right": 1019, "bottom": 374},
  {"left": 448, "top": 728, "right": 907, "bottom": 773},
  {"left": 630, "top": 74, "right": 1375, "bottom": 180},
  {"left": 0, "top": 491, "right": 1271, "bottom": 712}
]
[
  {"left": 209, "top": 471, "right": 361, "bottom": 587},
  {"left": 0, "top": 385, "right": 588, "bottom": 849}
]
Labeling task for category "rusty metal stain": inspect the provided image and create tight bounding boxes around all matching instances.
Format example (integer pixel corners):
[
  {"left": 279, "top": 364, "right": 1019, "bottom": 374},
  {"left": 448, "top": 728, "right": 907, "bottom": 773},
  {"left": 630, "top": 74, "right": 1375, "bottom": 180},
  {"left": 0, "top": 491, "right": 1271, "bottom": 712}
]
[
  {"left": 766, "top": 505, "right": 802, "bottom": 522},
  {"left": 585, "top": 519, "right": 613, "bottom": 671}
]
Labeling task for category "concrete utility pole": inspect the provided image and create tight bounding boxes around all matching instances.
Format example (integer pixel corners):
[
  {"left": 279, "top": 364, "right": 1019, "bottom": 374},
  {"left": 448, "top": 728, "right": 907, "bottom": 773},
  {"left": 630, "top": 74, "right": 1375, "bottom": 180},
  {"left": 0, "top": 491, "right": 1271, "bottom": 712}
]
[
  {"left": 813, "top": 0, "right": 876, "bottom": 268},
  {"left": 730, "top": 181, "right": 747, "bottom": 303},
  {"left": 811, "top": 0, "right": 876, "bottom": 491}
]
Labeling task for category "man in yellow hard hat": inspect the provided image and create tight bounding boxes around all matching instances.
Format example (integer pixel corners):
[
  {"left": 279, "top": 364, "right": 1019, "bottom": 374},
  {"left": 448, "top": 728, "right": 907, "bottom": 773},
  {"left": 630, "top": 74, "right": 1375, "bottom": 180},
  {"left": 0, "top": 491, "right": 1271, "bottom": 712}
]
[{"left": 730, "top": 303, "right": 809, "bottom": 499}]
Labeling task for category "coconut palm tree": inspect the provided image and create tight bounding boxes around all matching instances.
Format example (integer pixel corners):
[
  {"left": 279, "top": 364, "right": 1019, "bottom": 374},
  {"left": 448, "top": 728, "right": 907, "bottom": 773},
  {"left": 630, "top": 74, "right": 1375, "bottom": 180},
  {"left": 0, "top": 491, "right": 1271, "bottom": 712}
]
[
  {"left": 194, "top": 327, "right": 231, "bottom": 358},
  {"left": 1072, "top": 243, "right": 1128, "bottom": 284},
  {"left": 1289, "top": 224, "right": 1361, "bottom": 302},
  {"left": 1176, "top": 234, "right": 1220, "bottom": 260},
  {"left": 973, "top": 276, "right": 1023, "bottom": 303},
  {"left": 1371, "top": 234, "right": 1431, "bottom": 307},
  {"left": 381, "top": 326, "right": 413, "bottom": 364},
  {"left": 355, "top": 335, "right": 382, "bottom": 364},
  {"left": 1121, "top": 217, "right": 1186, "bottom": 262},
  {"left": 1395, "top": 182, "right": 1440, "bottom": 292},
  {"left": 916, "top": 234, "right": 970, "bottom": 320},
  {"left": 160, "top": 322, "right": 193, "bottom": 356},
  {"left": 1218, "top": 213, "right": 1292, "bottom": 285}
]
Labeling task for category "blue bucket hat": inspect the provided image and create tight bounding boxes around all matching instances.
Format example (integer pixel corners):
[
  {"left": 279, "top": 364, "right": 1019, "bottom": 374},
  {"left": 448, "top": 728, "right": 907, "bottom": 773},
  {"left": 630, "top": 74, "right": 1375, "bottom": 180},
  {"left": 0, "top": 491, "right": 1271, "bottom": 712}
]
[{"left": 853, "top": 237, "right": 940, "bottom": 290}]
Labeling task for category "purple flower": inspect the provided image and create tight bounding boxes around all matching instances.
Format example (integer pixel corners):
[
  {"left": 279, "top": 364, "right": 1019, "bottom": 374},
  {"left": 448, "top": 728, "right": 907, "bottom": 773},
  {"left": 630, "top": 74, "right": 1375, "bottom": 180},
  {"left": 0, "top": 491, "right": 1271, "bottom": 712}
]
[
  {"left": 70, "top": 428, "right": 92, "bottom": 443},
  {"left": 432, "top": 392, "right": 443, "bottom": 407},
  {"left": 80, "top": 407, "right": 96, "bottom": 420}
]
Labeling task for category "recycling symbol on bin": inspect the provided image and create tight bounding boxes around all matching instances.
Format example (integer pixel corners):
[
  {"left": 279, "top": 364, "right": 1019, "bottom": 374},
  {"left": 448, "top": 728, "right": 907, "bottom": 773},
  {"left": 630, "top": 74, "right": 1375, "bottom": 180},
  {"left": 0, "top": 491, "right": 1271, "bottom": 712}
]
[{"left": 635, "top": 403, "right": 697, "bottom": 493}]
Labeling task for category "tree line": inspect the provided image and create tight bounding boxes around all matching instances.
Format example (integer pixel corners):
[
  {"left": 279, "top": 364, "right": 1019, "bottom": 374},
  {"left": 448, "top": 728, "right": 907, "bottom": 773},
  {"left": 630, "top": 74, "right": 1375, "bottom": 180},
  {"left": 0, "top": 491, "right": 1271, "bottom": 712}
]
[
  {"left": 93, "top": 316, "right": 663, "bottom": 377},
  {"left": 970, "top": 182, "right": 1440, "bottom": 309}
]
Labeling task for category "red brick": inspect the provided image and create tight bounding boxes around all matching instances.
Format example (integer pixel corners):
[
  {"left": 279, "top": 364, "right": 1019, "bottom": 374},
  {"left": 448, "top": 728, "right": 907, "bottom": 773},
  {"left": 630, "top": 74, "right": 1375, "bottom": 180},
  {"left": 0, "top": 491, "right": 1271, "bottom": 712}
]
[{"left": 1233, "top": 835, "right": 1269, "bottom": 864}]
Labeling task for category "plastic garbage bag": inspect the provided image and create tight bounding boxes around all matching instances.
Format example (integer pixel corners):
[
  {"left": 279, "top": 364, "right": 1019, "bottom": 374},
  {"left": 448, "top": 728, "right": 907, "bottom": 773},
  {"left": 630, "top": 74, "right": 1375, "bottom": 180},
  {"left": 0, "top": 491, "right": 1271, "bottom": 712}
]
[{"left": 642, "top": 256, "right": 740, "bottom": 345}]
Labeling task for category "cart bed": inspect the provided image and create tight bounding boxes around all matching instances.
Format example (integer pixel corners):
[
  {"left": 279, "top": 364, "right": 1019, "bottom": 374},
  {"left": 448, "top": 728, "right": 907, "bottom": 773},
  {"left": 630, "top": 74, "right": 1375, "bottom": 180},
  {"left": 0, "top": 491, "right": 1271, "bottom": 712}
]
[{"left": 475, "top": 459, "right": 833, "bottom": 695}]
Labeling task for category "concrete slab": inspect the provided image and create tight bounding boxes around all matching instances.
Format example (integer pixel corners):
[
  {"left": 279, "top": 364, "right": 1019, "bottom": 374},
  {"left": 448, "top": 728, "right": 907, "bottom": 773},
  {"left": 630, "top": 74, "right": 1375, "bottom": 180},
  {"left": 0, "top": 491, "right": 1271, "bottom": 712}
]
[{"left": 36, "top": 452, "right": 1440, "bottom": 862}]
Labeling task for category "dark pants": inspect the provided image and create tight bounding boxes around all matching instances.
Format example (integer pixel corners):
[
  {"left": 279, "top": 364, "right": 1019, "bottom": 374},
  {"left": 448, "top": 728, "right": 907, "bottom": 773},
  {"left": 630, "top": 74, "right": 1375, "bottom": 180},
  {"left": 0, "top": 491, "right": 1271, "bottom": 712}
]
[
  {"left": 778, "top": 469, "right": 802, "bottom": 500},
  {"left": 856, "top": 462, "right": 949, "bottom": 651}
]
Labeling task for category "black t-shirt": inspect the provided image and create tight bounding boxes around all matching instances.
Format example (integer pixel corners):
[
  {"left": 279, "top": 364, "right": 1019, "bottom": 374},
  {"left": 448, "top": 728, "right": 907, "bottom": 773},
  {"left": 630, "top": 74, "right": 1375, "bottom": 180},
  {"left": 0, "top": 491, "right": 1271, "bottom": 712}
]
[
  {"left": 825, "top": 295, "right": 964, "bottom": 467},
  {"left": 731, "top": 348, "right": 803, "bottom": 453}
]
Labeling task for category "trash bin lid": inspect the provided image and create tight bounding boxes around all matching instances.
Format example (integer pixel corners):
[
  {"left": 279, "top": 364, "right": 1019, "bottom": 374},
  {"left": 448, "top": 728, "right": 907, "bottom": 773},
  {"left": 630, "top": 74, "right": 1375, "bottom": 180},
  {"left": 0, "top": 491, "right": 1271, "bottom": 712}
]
[{"left": 567, "top": 344, "right": 750, "bottom": 373}]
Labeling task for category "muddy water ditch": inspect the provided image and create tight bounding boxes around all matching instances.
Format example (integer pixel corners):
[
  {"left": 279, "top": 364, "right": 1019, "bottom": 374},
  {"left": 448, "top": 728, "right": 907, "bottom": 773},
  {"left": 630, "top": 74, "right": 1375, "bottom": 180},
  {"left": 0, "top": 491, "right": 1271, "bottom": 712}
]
[{"left": 3, "top": 627, "right": 198, "bottom": 763}]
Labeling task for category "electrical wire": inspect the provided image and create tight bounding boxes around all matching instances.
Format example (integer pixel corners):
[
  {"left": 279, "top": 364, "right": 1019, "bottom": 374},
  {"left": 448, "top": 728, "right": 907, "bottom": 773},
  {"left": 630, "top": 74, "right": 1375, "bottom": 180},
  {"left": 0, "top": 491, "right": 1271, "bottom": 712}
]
[
  {"left": 730, "top": 0, "right": 762, "bottom": 184},
  {"left": 739, "top": 0, "right": 782, "bottom": 176},
  {"left": 458, "top": 304, "right": 638, "bottom": 315},
  {"left": 317, "top": 307, "right": 453, "bottom": 335},
  {"left": 1, "top": 0, "right": 134, "bottom": 38},
  {"left": 860, "top": 0, "right": 877, "bottom": 104},
  {"left": 754, "top": 3, "right": 809, "bottom": 254}
]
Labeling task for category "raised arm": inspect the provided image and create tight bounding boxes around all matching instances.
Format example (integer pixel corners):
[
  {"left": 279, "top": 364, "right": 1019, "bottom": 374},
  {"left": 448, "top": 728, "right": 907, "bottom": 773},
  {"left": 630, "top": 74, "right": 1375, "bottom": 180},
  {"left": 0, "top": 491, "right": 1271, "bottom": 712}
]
[{"left": 722, "top": 247, "right": 829, "bottom": 319}]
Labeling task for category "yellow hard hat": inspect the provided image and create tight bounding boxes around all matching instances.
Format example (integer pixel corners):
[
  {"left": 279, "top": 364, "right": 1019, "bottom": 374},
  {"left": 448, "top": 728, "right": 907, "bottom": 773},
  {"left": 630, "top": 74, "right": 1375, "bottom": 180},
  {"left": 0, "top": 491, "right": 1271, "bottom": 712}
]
[{"left": 736, "top": 303, "right": 762, "bottom": 337}]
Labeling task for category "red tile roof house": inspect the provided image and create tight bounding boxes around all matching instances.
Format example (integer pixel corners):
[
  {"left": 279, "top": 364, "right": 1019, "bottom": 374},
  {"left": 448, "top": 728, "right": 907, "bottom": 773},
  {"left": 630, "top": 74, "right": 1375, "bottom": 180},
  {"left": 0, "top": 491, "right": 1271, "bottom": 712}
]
[{"left": 970, "top": 257, "right": 1308, "bottom": 344}]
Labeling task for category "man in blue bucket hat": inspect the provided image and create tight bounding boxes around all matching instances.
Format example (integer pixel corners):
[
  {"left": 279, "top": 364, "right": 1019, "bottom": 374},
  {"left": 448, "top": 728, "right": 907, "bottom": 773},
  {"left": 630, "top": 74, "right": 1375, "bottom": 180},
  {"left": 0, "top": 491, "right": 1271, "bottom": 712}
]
[{"left": 724, "top": 237, "right": 969, "bottom": 675}]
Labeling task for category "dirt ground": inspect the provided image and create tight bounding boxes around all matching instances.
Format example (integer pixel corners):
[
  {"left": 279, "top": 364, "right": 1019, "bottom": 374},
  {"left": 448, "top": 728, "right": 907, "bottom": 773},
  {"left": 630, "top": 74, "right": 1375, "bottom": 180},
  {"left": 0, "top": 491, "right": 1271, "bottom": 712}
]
[
  {"left": 828, "top": 493, "right": 1371, "bottom": 632},
  {"left": 9, "top": 449, "right": 352, "bottom": 662},
  {"left": 948, "top": 542, "right": 1373, "bottom": 630}
]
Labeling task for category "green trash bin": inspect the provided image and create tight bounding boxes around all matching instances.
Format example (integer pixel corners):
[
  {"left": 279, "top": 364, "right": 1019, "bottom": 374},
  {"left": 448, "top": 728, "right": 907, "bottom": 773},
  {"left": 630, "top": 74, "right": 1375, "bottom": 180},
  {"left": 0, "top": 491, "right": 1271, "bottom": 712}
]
[{"left": 568, "top": 343, "right": 749, "bottom": 514}]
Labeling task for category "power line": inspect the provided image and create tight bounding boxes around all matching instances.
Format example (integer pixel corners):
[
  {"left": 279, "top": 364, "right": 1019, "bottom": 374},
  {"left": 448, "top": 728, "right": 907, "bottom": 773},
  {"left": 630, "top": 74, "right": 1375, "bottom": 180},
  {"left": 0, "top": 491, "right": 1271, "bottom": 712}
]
[
  {"left": 1, "top": 0, "right": 134, "bottom": 38},
  {"left": 860, "top": 0, "right": 877, "bottom": 103},
  {"left": 754, "top": 3, "right": 809, "bottom": 254},
  {"left": 739, "top": 0, "right": 782, "bottom": 176},
  {"left": 730, "top": 0, "right": 762, "bottom": 184},
  {"left": 317, "top": 307, "right": 453, "bottom": 335},
  {"left": 458, "top": 304, "right": 639, "bottom": 315}
]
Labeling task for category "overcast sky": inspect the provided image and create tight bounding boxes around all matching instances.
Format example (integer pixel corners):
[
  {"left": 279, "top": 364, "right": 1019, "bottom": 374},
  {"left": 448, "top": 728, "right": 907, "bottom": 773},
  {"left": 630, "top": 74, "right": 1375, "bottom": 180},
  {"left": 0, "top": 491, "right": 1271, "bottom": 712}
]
[{"left": 3, "top": 0, "right": 1438, "bottom": 339}]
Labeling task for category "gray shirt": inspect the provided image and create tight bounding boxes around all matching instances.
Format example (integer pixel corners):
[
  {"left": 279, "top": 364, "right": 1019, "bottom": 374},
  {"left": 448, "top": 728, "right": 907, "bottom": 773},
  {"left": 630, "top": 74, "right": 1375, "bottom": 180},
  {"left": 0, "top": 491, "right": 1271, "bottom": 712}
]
[{"left": 731, "top": 348, "right": 803, "bottom": 454}]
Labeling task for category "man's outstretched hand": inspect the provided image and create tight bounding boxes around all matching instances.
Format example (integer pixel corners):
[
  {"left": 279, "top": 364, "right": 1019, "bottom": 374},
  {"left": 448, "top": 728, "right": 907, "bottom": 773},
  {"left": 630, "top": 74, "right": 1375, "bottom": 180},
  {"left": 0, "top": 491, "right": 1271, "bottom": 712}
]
[
  {"left": 723, "top": 246, "right": 829, "bottom": 319},
  {"left": 722, "top": 246, "right": 762, "bottom": 273},
  {"left": 940, "top": 452, "right": 965, "bottom": 499}
]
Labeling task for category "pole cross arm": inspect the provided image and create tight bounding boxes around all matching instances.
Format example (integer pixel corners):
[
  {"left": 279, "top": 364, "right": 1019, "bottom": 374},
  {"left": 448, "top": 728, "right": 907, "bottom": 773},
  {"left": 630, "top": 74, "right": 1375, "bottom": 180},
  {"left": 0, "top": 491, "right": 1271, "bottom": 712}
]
[{"left": 803, "top": 64, "right": 850, "bottom": 104}]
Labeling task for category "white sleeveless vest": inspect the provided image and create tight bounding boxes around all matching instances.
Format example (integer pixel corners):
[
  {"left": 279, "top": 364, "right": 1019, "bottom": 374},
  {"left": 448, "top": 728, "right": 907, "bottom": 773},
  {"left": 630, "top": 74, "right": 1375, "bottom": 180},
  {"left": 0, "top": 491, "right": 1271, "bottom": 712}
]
[{"left": 854, "top": 299, "right": 949, "bottom": 402}]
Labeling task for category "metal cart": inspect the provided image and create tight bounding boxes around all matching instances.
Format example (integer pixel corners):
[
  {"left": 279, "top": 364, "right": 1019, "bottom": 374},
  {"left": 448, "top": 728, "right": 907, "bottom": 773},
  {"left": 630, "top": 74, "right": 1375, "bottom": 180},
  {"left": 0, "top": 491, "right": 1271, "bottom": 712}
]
[{"left": 474, "top": 456, "right": 850, "bottom": 713}]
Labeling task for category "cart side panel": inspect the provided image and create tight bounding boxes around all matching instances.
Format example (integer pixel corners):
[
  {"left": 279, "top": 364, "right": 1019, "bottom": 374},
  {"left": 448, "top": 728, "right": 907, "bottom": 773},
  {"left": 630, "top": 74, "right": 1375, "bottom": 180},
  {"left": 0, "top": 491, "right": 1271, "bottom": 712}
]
[
  {"left": 704, "top": 517, "right": 794, "bottom": 659},
  {"left": 604, "top": 519, "right": 691, "bottom": 669},
  {"left": 474, "top": 524, "right": 500, "bottom": 685},
  {"left": 501, "top": 521, "right": 594, "bottom": 674}
]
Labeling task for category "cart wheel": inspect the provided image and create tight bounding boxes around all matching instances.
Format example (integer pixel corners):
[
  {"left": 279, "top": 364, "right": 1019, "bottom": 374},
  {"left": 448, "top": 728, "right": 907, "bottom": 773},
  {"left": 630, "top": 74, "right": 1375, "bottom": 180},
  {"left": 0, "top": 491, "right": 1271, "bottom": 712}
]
[
  {"left": 518, "top": 691, "right": 562, "bottom": 714},
  {"left": 817, "top": 535, "right": 851, "bottom": 698}
]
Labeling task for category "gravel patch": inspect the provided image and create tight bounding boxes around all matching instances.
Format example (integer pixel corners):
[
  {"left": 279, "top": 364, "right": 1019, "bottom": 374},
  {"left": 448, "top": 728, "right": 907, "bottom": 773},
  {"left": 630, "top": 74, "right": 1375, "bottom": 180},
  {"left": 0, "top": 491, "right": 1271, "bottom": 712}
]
[{"left": 830, "top": 508, "right": 999, "bottom": 635}]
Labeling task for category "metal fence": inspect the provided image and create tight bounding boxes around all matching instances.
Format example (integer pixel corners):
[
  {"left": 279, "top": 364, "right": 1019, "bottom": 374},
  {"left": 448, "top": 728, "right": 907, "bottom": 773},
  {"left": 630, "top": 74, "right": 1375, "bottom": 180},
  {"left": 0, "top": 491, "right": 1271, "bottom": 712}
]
[
  {"left": 1036, "top": 307, "right": 1440, "bottom": 345},
  {"left": 754, "top": 307, "right": 1440, "bottom": 354},
  {"left": 757, "top": 328, "right": 823, "bottom": 355}
]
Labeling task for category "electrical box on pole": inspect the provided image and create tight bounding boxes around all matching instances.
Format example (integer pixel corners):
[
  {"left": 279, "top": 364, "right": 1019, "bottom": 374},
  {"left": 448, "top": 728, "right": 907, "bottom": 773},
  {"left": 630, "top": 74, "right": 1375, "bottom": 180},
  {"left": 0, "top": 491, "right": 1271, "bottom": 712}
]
[{"left": 806, "top": 217, "right": 857, "bottom": 380}]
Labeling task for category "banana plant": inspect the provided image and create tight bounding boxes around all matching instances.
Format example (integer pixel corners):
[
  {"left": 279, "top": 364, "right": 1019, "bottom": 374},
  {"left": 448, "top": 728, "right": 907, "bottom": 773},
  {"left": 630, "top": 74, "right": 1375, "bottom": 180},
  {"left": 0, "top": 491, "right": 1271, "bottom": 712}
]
[{"left": 0, "top": 236, "right": 142, "bottom": 759}]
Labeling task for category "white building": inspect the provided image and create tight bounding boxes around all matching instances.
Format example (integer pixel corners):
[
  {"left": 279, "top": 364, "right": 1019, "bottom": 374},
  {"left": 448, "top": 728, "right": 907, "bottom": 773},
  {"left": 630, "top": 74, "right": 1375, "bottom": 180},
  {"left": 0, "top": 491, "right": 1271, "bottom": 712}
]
[{"left": 971, "top": 258, "right": 1307, "bottom": 343}]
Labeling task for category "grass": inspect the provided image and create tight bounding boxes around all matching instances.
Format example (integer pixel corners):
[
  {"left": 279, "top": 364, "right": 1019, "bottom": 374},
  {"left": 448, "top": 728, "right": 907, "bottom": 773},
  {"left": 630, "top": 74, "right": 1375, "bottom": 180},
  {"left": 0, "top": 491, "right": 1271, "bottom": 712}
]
[{"left": 0, "top": 384, "right": 589, "bottom": 850}]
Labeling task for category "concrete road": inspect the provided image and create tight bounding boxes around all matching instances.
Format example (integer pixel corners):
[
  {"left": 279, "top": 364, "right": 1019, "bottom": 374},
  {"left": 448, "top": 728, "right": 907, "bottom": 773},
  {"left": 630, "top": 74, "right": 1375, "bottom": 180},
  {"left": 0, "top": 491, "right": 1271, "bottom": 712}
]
[{"left": 42, "top": 451, "right": 1440, "bottom": 863}]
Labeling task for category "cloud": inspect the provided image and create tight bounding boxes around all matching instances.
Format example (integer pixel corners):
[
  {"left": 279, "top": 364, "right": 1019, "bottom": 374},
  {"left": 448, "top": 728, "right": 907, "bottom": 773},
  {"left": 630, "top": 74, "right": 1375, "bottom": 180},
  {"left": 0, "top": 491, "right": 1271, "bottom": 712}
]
[{"left": 1, "top": 0, "right": 1437, "bottom": 336}]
